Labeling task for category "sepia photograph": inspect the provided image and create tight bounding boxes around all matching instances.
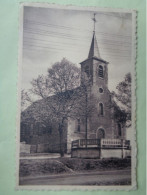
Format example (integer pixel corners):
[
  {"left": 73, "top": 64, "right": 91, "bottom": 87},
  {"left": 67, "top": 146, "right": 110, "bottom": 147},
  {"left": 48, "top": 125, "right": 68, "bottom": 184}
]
[{"left": 17, "top": 4, "right": 136, "bottom": 190}]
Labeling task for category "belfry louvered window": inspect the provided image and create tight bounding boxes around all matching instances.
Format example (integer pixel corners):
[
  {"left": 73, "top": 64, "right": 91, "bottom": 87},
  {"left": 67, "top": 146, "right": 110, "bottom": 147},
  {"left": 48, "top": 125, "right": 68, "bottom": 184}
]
[
  {"left": 98, "top": 65, "right": 103, "bottom": 78},
  {"left": 85, "top": 65, "right": 89, "bottom": 76}
]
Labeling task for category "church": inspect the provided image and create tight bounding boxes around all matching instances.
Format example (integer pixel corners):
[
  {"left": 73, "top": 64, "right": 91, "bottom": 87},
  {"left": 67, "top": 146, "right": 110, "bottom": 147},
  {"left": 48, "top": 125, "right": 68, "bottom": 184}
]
[
  {"left": 67, "top": 31, "right": 128, "bottom": 157},
  {"left": 20, "top": 18, "right": 131, "bottom": 158}
]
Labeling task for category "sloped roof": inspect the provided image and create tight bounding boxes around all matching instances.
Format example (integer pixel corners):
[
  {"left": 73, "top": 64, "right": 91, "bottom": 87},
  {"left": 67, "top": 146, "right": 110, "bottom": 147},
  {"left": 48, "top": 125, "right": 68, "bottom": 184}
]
[
  {"left": 88, "top": 32, "right": 101, "bottom": 59},
  {"left": 80, "top": 32, "right": 108, "bottom": 64},
  {"left": 21, "top": 86, "right": 82, "bottom": 123}
]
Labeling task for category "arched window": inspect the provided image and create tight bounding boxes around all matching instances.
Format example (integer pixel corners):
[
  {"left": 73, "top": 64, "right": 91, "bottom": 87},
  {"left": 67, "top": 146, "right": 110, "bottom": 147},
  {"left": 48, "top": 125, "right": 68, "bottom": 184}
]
[
  {"left": 97, "top": 128, "right": 105, "bottom": 139},
  {"left": 77, "top": 119, "right": 80, "bottom": 132},
  {"left": 118, "top": 123, "right": 121, "bottom": 137},
  {"left": 99, "top": 88, "right": 103, "bottom": 93},
  {"left": 37, "top": 122, "right": 42, "bottom": 135},
  {"left": 99, "top": 103, "right": 104, "bottom": 115},
  {"left": 75, "top": 119, "right": 80, "bottom": 132},
  {"left": 98, "top": 65, "right": 103, "bottom": 78},
  {"left": 45, "top": 125, "right": 52, "bottom": 135}
]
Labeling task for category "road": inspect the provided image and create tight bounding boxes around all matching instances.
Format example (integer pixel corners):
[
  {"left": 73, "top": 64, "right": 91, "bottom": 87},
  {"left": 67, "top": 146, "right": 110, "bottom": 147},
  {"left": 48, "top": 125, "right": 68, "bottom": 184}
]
[
  {"left": 20, "top": 153, "right": 70, "bottom": 159},
  {"left": 20, "top": 169, "right": 131, "bottom": 185}
]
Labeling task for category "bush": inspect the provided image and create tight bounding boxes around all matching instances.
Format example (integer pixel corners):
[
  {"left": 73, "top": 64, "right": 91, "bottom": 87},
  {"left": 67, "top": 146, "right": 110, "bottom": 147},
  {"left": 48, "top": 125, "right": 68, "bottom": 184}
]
[
  {"left": 59, "top": 158, "right": 131, "bottom": 171},
  {"left": 19, "top": 158, "right": 131, "bottom": 177}
]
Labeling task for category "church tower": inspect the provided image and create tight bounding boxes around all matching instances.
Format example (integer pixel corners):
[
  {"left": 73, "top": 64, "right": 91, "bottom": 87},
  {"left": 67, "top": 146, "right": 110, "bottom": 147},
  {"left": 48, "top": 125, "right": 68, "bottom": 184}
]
[
  {"left": 67, "top": 14, "right": 126, "bottom": 153},
  {"left": 80, "top": 14, "right": 109, "bottom": 97},
  {"left": 80, "top": 14, "right": 113, "bottom": 139}
]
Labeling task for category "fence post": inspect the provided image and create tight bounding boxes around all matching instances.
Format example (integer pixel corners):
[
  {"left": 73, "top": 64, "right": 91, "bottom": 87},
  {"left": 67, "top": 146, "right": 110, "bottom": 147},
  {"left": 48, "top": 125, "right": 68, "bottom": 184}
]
[
  {"left": 100, "top": 139, "right": 102, "bottom": 159},
  {"left": 121, "top": 139, "right": 124, "bottom": 159}
]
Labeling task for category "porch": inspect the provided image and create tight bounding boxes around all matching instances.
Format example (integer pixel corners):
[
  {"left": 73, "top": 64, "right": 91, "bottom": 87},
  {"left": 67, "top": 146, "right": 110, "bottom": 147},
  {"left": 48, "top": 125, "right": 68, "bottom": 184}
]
[
  {"left": 71, "top": 139, "right": 131, "bottom": 159},
  {"left": 72, "top": 138, "right": 130, "bottom": 148}
]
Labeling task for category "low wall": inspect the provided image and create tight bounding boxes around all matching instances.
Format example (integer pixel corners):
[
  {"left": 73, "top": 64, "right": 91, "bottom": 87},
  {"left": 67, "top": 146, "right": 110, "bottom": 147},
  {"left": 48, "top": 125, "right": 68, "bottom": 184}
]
[
  {"left": 101, "top": 148, "right": 131, "bottom": 159},
  {"left": 37, "top": 144, "right": 50, "bottom": 153},
  {"left": 20, "top": 142, "right": 30, "bottom": 154},
  {"left": 30, "top": 144, "right": 53, "bottom": 153},
  {"left": 71, "top": 148, "right": 100, "bottom": 158},
  {"left": 123, "top": 148, "right": 131, "bottom": 158},
  {"left": 30, "top": 143, "right": 67, "bottom": 153},
  {"left": 30, "top": 145, "right": 37, "bottom": 153},
  {"left": 71, "top": 147, "right": 131, "bottom": 159},
  {"left": 101, "top": 148, "right": 122, "bottom": 159}
]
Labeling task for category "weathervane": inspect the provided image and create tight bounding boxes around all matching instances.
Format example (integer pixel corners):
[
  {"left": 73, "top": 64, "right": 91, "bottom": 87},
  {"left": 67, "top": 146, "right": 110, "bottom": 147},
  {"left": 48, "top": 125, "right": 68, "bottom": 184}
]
[{"left": 92, "top": 13, "right": 97, "bottom": 33}]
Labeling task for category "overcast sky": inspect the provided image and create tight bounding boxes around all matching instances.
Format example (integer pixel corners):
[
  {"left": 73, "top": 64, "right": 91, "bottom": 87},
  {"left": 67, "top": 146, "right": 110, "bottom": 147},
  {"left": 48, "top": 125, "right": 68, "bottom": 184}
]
[{"left": 22, "top": 6, "right": 132, "bottom": 93}]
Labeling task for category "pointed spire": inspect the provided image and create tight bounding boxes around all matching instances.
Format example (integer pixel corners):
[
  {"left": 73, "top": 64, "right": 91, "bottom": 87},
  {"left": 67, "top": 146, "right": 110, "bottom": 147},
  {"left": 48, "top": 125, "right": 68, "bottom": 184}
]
[
  {"left": 88, "top": 13, "right": 101, "bottom": 59},
  {"left": 88, "top": 32, "right": 101, "bottom": 59}
]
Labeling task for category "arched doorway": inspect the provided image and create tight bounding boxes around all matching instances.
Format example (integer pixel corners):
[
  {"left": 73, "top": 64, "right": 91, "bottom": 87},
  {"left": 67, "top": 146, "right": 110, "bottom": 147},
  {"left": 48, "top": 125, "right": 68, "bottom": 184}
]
[{"left": 97, "top": 128, "right": 105, "bottom": 139}]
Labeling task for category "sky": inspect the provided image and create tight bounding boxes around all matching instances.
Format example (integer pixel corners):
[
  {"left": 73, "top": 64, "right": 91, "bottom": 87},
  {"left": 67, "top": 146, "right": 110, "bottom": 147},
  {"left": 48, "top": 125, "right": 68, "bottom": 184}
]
[{"left": 22, "top": 6, "right": 132, "bottom": 93}]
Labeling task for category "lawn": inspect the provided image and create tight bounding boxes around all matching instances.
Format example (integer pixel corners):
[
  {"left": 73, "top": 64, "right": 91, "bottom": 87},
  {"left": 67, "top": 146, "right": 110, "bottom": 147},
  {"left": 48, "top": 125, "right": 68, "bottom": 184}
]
[{"left": 19, "top": 158, "right": 131, "bottom": 177}]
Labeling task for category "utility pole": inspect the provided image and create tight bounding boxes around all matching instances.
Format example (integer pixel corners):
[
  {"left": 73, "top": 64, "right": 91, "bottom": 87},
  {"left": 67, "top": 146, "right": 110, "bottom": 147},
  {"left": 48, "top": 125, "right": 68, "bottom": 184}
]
[
  {"left": 85, "top": 85, "right": 88, "bottom": 148},
  {"left": 85, "top": 13, "right": 97, "bottom": 148}
]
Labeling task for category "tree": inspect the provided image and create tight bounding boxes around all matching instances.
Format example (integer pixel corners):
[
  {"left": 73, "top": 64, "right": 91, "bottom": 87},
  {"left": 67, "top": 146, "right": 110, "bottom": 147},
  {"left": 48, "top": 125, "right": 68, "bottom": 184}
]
[
  {"left": 112, "top": 73, "right": 131, "bottom": 127},
  {"left": 75, "top": 81, "right": 97, "bottom": 147},
  {"left": 24, "top": 58, "right": 82, "bottom": 157},
  {"left": 21, "top": 90, "right": 33, "bottom": 111}
]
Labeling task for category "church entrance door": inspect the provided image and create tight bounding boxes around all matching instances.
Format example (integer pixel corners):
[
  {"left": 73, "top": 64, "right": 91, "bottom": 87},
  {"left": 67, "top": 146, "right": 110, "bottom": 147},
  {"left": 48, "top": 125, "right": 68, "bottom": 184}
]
[{"left": 97, "top": 128, "right": 105, "bottom": 139}]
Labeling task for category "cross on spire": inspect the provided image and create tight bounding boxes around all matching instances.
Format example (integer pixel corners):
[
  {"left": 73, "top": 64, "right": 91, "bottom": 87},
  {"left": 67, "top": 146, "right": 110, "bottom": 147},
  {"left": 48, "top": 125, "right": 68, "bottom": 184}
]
[
  {"left": 92, "top": 13, "right": 96, "bottom": 33},
  {"left": 88, "top": 13, "right": 101, "bottom": 59}
]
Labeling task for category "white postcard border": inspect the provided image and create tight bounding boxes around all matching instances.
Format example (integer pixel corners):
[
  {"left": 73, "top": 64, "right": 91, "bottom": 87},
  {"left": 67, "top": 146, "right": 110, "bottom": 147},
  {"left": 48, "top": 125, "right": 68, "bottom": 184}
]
[{"left": 16, "top": 3, "right": 137, "bottom": 191}]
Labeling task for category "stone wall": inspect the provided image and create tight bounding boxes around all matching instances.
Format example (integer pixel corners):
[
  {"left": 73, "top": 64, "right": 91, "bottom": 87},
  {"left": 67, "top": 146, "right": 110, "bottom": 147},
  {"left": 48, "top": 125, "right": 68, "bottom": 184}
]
[
  {"left": 30, "top": 143, "right": 67, "bottom": 153},
  {"left": 101, "top": 148, "right": 123, "bottom": 159},
  {"left": 21, "top": 121, "right": 67, "bottom": 153},
  {"left": 71, "top": 148, "right": 100, "bottom": 158},
  {"left": 20, "top": 142, "right": 30, "bottom": 154},
  {"left": 67, "top": 118, "right": 85, "bottom": 153},
  {"left": 71, "top": 147, "right": 131, "bottom": 159},
  {"left": 101, "top": 148, "right": 131, "bottom": 159}
]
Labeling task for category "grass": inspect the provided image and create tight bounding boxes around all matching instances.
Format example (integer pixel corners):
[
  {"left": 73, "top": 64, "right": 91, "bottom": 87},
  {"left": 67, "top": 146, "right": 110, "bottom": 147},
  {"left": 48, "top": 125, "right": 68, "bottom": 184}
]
[
  {"left": 60, "top": 158, "right": 131, "bottom": 171},
  {"left": 19, "top": 158, "right": 131, "bottom": 177}
]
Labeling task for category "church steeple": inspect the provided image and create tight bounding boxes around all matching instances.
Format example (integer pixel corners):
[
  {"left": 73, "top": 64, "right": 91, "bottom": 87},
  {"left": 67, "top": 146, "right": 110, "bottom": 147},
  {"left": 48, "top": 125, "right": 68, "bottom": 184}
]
[
  {"left": 88, "top": 13, "right": 101, "bottom": 59},
  {"left": 80, "top": 13, "right": 108, "bottom": 87},
  {"left": 88, "top": 32, "right": 101, "bottom": 59}
]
